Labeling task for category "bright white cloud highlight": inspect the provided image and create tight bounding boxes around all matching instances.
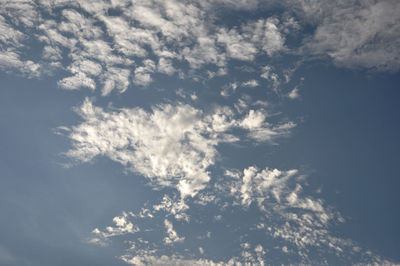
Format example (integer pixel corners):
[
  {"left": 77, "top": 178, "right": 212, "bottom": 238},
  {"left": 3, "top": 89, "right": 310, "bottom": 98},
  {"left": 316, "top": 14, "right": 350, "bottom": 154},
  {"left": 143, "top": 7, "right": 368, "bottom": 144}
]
[{"left": 65, "top": 99, "right": 293, "bottom": 198}]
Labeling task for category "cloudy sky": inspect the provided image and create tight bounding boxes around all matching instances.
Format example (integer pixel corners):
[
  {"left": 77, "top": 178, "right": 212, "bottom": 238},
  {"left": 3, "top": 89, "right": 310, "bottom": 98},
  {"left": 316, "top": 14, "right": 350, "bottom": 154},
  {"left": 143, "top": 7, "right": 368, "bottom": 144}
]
[{"left": 1, "top": 0, "right": 400, "bottom": 265}]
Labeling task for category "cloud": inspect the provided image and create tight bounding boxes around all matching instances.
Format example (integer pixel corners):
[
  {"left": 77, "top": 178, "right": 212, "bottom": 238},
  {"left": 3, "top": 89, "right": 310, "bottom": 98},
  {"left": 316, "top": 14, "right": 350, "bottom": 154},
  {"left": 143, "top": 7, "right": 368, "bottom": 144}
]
[
  {"left": 240, "top": 109, "right": 266, "bottom": 130},
  {"left": 0, "top": 0, "right": 295, "bottom": 93},
  {"left": 90, "top": 211, "right": 139, "bottom": 246},
  {"left": 219, "top": 165, "right": 370, "bottom": 259},
  {"left": 244, "top": 18, "right": 286, "bottom": 56},
  {"left": 133, "top": 59, "right": 156, "bottom": 86},
  {"left": 58, "top": 72, "right": 96, "bottom": 90},
  {"left": 217, "top": 28, "right": 258, "bottom": 61},
  {"left": 288, "top": 87, "right": 300, "bottom": 99},
  {"left": 217, "top": 17, "right": 286, "bottom": 62},
  {"left": 293, "top": 0, "right": 400, "bottom": 71},
  {"left": 66, "top": 99, "right": 228, "bottom": 198},
  {"left": 153, "top": 195, "right": 189, "bottom": 221},
  {"left": 0, "top": 51, "right": 41, "bottom": 78},
  {"left": 260, "top": 65, "right": 280, "bottom": 91},
  {"left": 87, "top": 162, "right": 397, "bottom": 265},
  {"left": 228, "top": 166, "right": 300, "bottom": 207},
  {"left": 163, "top": 219, "right": 184, "bottom": 244},
  {"left": 65, "top": 99, "right": 293, "bottom": 198},
  {"left": 120, "top": 254, "right": 239, "bottom": 266},
  {"left": 220, "top": 82, "right": 238, "bottom": 97},
  {"left": 0, "top": 16, "right": 25, "bottom": 47},
  {"left": 157, "top": 58, "right": 176, "bottom": 75},
  {"left": 0, "top": 0, "right": 39, "bottom": 28},
  {"left": 0, "top": 0, "right": 398, "bottom": 96},
  {"left": 242, "top": 80, "right": 259, "bottom": 87},
  {"left": 240, "top": 110, "right": 296, "bottom": 142},
  {"left": 100, "top": 67, "right": 130, "bottom": 95}
]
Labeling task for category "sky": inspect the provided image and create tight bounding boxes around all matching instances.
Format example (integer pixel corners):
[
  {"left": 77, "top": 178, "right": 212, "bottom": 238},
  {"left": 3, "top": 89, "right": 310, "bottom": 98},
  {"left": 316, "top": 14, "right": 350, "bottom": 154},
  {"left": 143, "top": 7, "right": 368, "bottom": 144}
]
[{"left": 0, "top": 0, "right": 400, "bottom": 265}]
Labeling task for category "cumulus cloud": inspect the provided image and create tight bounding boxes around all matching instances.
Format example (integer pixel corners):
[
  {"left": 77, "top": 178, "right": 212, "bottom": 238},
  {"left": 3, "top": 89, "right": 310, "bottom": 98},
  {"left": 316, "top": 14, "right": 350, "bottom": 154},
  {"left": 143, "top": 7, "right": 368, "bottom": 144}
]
[
  {"left": 89, "top": 211, "right": 139, "bottom": 246},
  {"left": 260, "top": 65, "right": 280, "bottom": 91},
  {"left": 65, "top": 99, "right": 293, "bottom": 198},
  {"left": 157, "top": 58, "right": 176, "bottom": 75},
  {"left": 243, "top": 18, "right": 286, "bottom": 56},
  {"left": 58, "top": 72, "right": 96, "bottom": 90},
  {"left": 133, "top": 59, "right": 156, "bottom": 86},
  {"left": 0, "top": 0, "right": 398, "bottom": 96},
  {"left": 242, "top": 80, "right": 259, "bottom": 87},
  {"left": 0, "top": 0, "right": 296, "bottom": 93},
  {"left": 163, "top": 219, "right": 184, "bottom": 244},
  {"left": 217, "top": 28, "right": 258, "bottom": 61},
  {"left": 100, "top": 67, "right": 130, "bottom": 95},
  {"left": 288, "top": 87, "right": 300, "bottom": 99},
  {"left": 0, "top": 51, "right": 41, "bottom": 78},
  {"left": 153, "top": 195, "right": 189, "bottom": 221}
]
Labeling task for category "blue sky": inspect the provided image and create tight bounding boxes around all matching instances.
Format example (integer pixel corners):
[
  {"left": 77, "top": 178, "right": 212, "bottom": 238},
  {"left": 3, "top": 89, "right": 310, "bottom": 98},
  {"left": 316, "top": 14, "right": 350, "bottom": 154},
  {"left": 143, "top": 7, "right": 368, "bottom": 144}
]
[{"left": 1, "top": 0, "right": 400, "bottom": 265}]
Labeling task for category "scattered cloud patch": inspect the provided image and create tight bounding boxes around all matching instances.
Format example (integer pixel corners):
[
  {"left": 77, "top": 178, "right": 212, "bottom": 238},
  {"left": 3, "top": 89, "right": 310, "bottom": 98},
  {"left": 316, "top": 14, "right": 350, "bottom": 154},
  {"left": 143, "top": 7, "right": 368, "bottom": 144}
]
[
  {"left": 242, "top": 80, "right": 259, "bottom": 88},
  {"left": 288, "top": 87, "right": 300, "bottom": 99},
  {"left": 65, "top": 99, "right": 294, "bottom": 198}
]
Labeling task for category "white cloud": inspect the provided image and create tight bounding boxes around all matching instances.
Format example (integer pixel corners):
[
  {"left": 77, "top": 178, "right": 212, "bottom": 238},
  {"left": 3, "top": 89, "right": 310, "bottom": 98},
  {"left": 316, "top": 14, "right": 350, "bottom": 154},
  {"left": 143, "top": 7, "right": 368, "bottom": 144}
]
[
  {"left": 57, "top": 72, "right": 96, "bottom": 90},
  {"left": 243, "top": 18, "right": 286, "bottom": 56},
  {"left": 120, "top": 254, "right": 240, "bottom": 266},
  {"left": 260, "top": 65, "right": 280, "bottom": 91},
  {"left": 0, "top": 0, "right": 39, "bottom": 28},
  {"left": 153, "top": 195, "right": 189, "bottom": 221},
  {"left": 0, "top": 0, "right": 398, "bottom": 91},
  {"left": 100, "top": 15, "right": 154, "bottom": 57},
  {"left": 42, "top": 45, "right": 62, "bottom": 61},
  {"left": 288, "top": 87, "right": 300, "bottom": 99},
  {"left": 182, "top": 36, "right": 225, "bottom": 69},
  {"left": 134, "top": 59, "right": 156, "bottom": 86},
  {"left": 240, "top": 110, "right": 266, "bottom": 130},
  {"left": 66, "top": 100, "right": 293, "bottom": 198},
  {"left": 164, "top": 219, "right": 184, "bottom": 244},
  {"left": 240, "top": 110, "right": 296, "bottom": 142},
  {"left": 217, "top": 28, "right": 258, "bottom": 61},
  {"left": 157, "top": 58, "right": 176, "bottom": 75},
  {"left": 59, "top": 9, "right": 103, "bottom": 40},
  {"left": 220, "top": 82, "right": 238, "bottom": 97},
  {"left": 294, "top": 0, "right": 400, "bottom": 71},
  {"left": 222, "top": 165, "right": 355, "bottom": 255},
  {"left": 89, "top": 211, "right": 139, "bottom": 245},
  {"left": 0, "top": 16, "right": 25, "bottom": 46},
  {"left": 66, "top": 99, "right": 229, "bottom": 198},
  {"left": 100, "top": 67, "right": 130, "bottom": 95},
  {"left": 242, "top": 79, "right": 259, "bottom": 87},
  {"left": 199, "top": 247, "right": 204, "bottom": 254},
  {"left": 0, "top": 51, "right": 41, "bottom": 78},
  {"left": 68, "top": 59, "right": 102, "bottom": 76},
  {"left": 88, "top": 161, "right": 396, "bottom": 265}
]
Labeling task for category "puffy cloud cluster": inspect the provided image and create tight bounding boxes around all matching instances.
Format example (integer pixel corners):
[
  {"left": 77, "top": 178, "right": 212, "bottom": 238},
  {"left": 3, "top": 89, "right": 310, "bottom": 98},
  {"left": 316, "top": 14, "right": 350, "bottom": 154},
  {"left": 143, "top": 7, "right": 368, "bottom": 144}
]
[
  {"left": 65, "top": 99, "right": 293, "bottom": 198},
  {"left": 1, "top": 0, "right": 398, "bottom": 97},
  {"left": 90, "top": 212, "right": 139, "bottom": 246},
  {"left": 0, "top": 0, "right": 291, "bottom": 94}
]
